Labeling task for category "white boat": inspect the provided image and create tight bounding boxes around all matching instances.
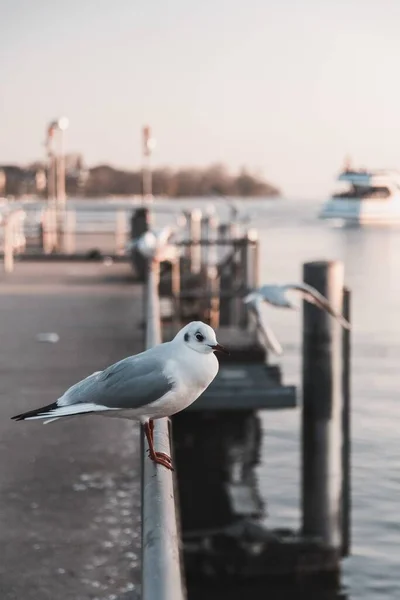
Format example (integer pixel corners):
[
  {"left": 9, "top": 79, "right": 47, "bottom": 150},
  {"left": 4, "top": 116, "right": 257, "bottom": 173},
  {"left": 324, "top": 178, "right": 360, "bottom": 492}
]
[{"left": 319, "top": 169, "right": 400, "bottom": 225}]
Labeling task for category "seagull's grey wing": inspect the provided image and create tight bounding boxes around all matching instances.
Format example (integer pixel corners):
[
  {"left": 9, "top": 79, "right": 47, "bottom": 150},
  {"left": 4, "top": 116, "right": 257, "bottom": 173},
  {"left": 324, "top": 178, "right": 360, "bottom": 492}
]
[
  {"left": 257, "top": 285, "right": 293, "bottom": 308},
  {"left": 285, "top": 283, "right": 351, "bottom": 330},
  {"left": 246, "top": 299, "right": 283, "bottom": 355},
  {"left": 60, "top": 351, "right": 174, "bottom": 410}
]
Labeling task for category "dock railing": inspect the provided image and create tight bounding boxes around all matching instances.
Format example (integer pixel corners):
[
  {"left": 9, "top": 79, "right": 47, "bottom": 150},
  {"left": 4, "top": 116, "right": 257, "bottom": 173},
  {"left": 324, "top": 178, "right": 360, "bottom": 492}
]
[{"left": 140, "top": 246, "right": 186, "bottom": 600}]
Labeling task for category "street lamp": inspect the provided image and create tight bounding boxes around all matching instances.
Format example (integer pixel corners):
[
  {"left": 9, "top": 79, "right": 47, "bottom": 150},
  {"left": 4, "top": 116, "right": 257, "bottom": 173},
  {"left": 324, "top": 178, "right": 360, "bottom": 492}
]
[
  {"left": 55, "top": 117, "right": 69, "bottom": 210},
  {"left": 45, "top": 117, "right": 69, "bottom": 252},
  {"left": 142, "top": 125, "right": 156, "bottom": 203}
]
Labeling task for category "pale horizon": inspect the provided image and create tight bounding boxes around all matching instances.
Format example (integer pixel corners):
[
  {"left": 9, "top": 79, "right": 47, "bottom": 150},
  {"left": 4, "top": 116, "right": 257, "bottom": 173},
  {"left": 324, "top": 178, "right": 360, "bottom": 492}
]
[{"left": 1, "top": 0, "right": 400, "bottom": 199}]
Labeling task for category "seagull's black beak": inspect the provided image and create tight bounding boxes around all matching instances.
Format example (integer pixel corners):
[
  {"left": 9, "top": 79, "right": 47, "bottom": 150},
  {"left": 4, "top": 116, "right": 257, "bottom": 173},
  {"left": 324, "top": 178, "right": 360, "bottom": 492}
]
[{"left": 211, "top": 343, "right": 230, "bottom": 355}]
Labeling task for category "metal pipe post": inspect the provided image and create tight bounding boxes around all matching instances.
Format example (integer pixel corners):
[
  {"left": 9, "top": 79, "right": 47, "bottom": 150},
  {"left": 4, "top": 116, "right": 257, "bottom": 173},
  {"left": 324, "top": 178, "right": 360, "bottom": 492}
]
[
  {"left": 238, "top": 230, "right": 258, "bottom": 328},
  {"left": 201, "top": 214, "right": 210, "bottom": 266},
  {"left": 141, "top": 258, "right": 186, "bottom": 600},
  {"left": 302, "top": 260, "right": 344, "bottom": 551},
  {"left": 341, "top": 287, "right": 351, "bottom": 557},
  {"left": 142, "top": 126, "right": 154, "bottom": 203},
  {"left": 142, "top": 154, "right": 152, "bottom": 201},
  {"left": 57, "top": 129, "right": 66, "bottom": 210},
  {"left": 130, "top": 207, "right": 151, "bottom": 281},
  {"left": 171, "top": 258, "right": 181, "bottom": 328},
  {"left": 47, "top": 151, "right": 58, "bottom": 252},
  {"left": 56, "top": 129, "right": 66, "bottom": 250},
  {"left": 218, "top": 223, "right": 234, "bottom": 326},
  {"left": 188, "top": 209, "right": 202, "bottom": 274}
]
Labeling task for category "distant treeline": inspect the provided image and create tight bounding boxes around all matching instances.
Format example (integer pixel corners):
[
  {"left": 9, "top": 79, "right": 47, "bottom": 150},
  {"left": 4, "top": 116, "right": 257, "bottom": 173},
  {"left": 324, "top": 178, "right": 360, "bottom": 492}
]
[
  {"left": 85, "top": 164, "right": 280, "bottom": 198},
  {"left": 0, "top": 162, "right": 280, "bottom": 198}
]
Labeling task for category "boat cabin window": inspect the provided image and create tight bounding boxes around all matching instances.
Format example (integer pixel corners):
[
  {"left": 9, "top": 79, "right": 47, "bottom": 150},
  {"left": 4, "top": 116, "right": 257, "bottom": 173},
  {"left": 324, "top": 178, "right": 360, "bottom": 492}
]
[{"left": 333, "top": 184, "right": 390, "bottom": 200}]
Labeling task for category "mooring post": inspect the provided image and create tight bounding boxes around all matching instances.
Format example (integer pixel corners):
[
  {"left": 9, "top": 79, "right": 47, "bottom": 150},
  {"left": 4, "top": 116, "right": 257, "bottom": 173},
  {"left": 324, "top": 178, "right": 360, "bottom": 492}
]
[
  {"left": 302, "top": 260, "right": 344, "bottom": 551},
  {"left": 200, "top": 213, "right": 211, "bottom": 266},
  {"left": 208, "top": 213, "right": 219, "bottom": 266},
  {"left": 238, "top": 230, "right": 259, "bottom": 328},
  {"left": 188, "top": 209, "right": 202, "bottom": 274},
  {"left": 171, "top": 258, "right": 181, "bottom": 328},
  {"left": 218, "top": 223, "right": 237, "bottom": 326},
  {"left": 130, "top": 207, "right": 151, "bottom": 281},
  {"left": 341, "top": 287, "right": 351, "bottom": 557}
]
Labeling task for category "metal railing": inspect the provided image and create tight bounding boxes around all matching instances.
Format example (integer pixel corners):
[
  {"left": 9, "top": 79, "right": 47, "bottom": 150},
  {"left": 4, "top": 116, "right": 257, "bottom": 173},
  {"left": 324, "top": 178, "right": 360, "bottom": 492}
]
[
  {"left": 40, "top": 207, "right": 128, "bottom": 255},
  {"left": 141, "top": 254, "right": 186, "bottom": 600}
]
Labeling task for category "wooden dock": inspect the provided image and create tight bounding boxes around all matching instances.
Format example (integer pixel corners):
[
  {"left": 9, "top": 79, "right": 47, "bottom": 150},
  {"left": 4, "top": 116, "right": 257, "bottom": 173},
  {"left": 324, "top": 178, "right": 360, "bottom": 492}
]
[{"left": 0, "top": 262, "right": 141, "bottom": 600}]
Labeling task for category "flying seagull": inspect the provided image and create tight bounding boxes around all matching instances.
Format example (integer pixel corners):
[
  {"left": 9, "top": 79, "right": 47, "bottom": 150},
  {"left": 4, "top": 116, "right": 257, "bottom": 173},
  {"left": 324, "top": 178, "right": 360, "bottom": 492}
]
[
  {"left": 243, "top": 283, "right": 351, "bottom": 355},
  {"left": 244, "top": 283, "right": 350, "bottom": 328},
  {"left": 12, "top": 321, "right": 229, "bottom": 470},
  {"left": 244, "top": 294, "right": 284, "bottom": 355}
]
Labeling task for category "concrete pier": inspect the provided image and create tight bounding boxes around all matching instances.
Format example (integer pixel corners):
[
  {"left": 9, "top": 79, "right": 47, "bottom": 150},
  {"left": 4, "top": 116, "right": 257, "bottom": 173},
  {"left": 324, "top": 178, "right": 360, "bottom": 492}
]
[{"left": 0, "top": 262, "right": 142, "bottom": 600}]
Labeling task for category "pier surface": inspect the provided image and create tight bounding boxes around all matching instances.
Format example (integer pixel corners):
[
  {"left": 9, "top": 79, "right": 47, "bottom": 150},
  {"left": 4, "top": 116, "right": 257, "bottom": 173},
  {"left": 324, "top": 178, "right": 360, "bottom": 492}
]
[{"left": 0, "top": 262, "right": 142, "bottom": 600}]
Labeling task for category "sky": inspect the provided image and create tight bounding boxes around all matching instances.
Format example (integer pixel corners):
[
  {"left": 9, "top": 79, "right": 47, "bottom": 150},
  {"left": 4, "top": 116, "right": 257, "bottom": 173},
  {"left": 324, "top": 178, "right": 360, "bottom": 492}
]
[{"left": 1, "top": 0, "right": 400, "bottom": 198}]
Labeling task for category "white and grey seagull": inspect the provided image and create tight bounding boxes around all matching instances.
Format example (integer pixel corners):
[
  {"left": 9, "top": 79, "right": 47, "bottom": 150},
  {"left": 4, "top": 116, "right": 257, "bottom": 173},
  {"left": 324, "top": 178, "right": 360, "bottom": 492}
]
[
  {"left": 243, "top": 283, "right": 351, "bottom": 355},
  {"left": 12, "top": 321, "right": 228, "bottom": 470}
]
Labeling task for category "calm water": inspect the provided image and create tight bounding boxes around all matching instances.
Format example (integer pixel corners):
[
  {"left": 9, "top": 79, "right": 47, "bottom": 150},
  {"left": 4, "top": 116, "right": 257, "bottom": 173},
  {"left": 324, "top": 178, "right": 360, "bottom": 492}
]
[
  {"left": 252, "top": 199, "right": 400, "bottom": 600},
  {"left": 22, "top": 196, "right": 400, "bottom": 599}
]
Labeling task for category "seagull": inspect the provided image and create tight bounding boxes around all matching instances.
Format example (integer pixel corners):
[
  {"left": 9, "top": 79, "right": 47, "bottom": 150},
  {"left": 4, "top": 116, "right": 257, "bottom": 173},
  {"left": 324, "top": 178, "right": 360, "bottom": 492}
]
[
  {"left": 244, "top": 283, "right": 351, "bottom": 329},
  {"left": 244, "top": 294, "right": 284, "bottom": 355},
  {"left": 11, "top": 322, "right": 228, "bottom": 470},
  {"left": 243, "top": 283, "right": 351, "bottom": 355},
  {"left": 127, "top": 226, "right": 179, "bottom": 263}
]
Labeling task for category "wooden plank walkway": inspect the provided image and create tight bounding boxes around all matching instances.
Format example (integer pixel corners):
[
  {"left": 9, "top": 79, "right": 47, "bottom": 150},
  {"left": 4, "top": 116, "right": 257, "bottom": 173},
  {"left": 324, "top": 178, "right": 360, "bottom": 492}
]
[{"left": 0, "top": 262, "right": 142, "bottom": 600}]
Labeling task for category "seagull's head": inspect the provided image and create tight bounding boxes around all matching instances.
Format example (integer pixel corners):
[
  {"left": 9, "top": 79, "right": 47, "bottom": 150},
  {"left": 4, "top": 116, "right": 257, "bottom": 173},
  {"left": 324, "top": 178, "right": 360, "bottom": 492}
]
[{"left": 176, "top": 321, "right": 229, "bottom": 355}]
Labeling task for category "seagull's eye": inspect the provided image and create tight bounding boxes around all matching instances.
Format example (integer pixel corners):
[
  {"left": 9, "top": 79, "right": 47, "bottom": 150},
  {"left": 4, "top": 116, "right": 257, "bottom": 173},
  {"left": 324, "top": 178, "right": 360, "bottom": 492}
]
[{"left": 195, "top": 332, "right": 204, "bottom": 342}]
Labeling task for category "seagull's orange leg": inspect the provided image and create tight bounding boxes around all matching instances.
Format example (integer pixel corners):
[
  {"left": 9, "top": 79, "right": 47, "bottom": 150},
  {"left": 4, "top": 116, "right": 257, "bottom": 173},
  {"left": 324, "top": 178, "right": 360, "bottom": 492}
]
[{"left": 144, "top": 420, "right": 174, "bottom": 470}]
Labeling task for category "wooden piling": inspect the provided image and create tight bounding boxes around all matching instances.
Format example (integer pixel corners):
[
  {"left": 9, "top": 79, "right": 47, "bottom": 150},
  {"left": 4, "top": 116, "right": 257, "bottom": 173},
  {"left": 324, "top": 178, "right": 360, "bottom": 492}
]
[
  {"left": 218, "top": 223, "right": 238, "bottom": 326},
  {"left": 302, "top": 260, "right": 344, "bottom": 551},
  {"left": 171, "top": 258, "right": 181, "bottom": 328},
  {"left": 238, "top": 230, "right": 259, "bottom": 328},
  {"left": 130, "top": 207, "right": 151, "bottom": 281}
]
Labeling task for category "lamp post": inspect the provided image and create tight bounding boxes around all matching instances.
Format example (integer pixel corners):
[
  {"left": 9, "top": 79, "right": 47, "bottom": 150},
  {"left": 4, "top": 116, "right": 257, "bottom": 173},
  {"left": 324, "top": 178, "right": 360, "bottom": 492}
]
[
  {"left": 56, "top": 116, "right": 69, "bottom": 211},
  {"left": 142, "top": 125, "right": 156, "bottom": 203},
  {"left": 45, "top": 117, "right": 69, "bottom": 251}
]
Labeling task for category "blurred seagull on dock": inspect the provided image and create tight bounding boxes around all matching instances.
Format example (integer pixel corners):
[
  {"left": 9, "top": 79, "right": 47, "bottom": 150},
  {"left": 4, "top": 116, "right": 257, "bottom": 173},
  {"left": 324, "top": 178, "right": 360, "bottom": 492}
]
[
  {"left": 243, "top": 283, "right": 351, "bottom": 355},
  {"left": 127, "top": 226, "right": 179, "bottom": 263},
  {"left": 12, "top": 322, "right": 229, "bottom": 471}
]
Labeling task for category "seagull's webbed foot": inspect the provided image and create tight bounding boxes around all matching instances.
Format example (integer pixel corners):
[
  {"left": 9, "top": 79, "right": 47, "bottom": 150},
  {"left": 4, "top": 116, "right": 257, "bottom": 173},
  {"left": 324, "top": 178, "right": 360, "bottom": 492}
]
[
  {"left": 152, "top": 452, "right": 174, "bottom": 471},
  {"left": 146, "top": 448, "right": 174, "bottom": 470}
]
